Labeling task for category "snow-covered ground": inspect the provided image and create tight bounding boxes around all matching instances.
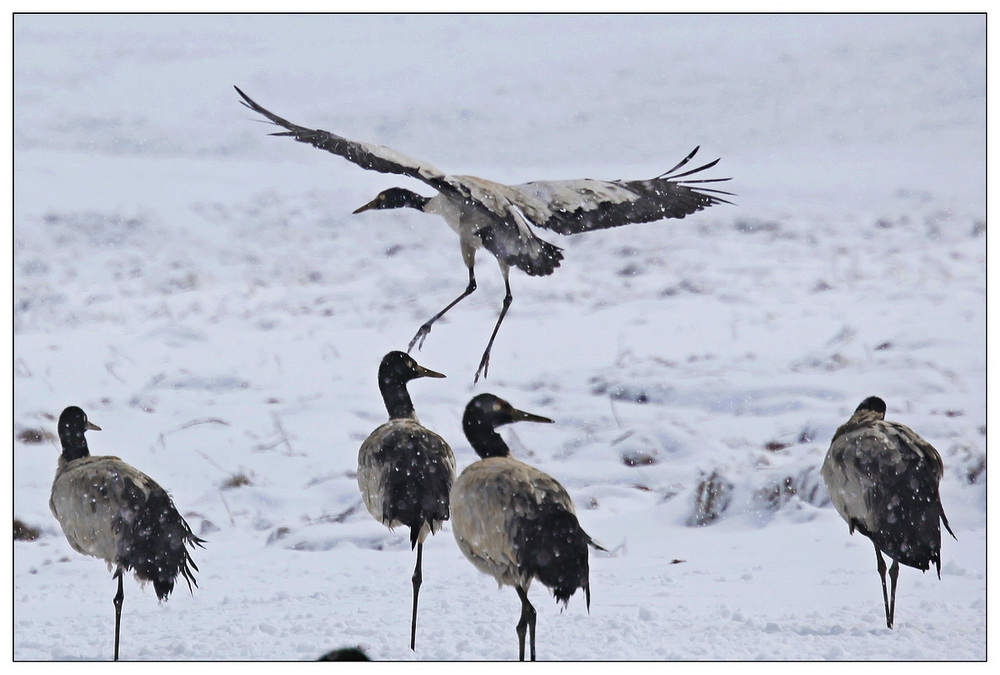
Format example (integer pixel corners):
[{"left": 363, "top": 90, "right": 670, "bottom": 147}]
[{"left": 13, "top": 14, "right": 985, "bottom": 661}]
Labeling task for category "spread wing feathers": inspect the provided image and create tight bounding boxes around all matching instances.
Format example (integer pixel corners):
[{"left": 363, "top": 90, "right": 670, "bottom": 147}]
[
  {"left": 235, "top": 86, "right": 449, "bottom": 191},
  {"left": 823, "top": 416, "right": 954, "bottom": 574},
  {"left": 507, "top": 147, "right": 733, "bottom": 235},
  {"left": 358, "top": 422, "right": 456, "bottom": 547},
  {"left": 50, "top": 457, "right": 204, "bottom": 599}
]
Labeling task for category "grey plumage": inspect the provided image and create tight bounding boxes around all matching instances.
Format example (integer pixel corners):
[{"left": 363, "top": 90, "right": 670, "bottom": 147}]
[
  {"left": 357, "top": 351, "right": 455, "bottom": 650},
  {"left": 451, "top": 393, "right": 604, "bottom": 661},
  {"left": 235, "top": 87, "right": 731, "bottom": 381},
  {"left": 358, "top": 422, "right": 454, "bottom": 548},
  {"left": 49, "top": 406, "right": 203, "bottom": 661},
  {"left": 821, "top": 396, "right": 955, "bottom": 629}
]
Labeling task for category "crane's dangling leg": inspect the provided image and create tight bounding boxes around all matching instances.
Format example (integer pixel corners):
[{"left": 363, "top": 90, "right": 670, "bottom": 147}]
[
  {"left": 873, "top": 543, "right": 892, "bottom": 629},
  {"left": 887, "top": 558, "right": 900, "bottom": 629},
  {"left": 474, "top": 272, "right": 513, "bottom": 383},
  {"left": 409, "top": 266, "right": 477, "bottom": 353},
  {"left": 410, "top": 542, "right": 423, "bottom": 651},
  {"left": 515, "top": 585, "right": 537, "bottom": 662},
  {"left": 112, "top": 568, "right": 125, "bottom": 661}
]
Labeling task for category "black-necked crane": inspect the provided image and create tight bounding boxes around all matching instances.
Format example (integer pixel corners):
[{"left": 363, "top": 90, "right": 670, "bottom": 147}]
[
  {"left": 235, "top": 87, "right": 732, "bottom": 382},
  {"left": 48, "top": 406, "right": 204, "bottom": 661},
  {"left": 357, "top": 351, "right": 455, "bottom": 651},
  {"left": 821, "top": 396, "right": 956, "bottom": 629},
  {"left": 450, "top": 393, "right": 604, "bottom": 661}
]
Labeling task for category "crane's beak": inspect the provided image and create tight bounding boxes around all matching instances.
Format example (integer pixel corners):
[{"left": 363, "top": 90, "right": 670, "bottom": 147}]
[
  {"left": 510, "top": 408, "right": 554, "bottom": 425},
  {"left": 415, "top": 365, "right": 446, "bottom": 379},
  {"left": 352, "top": 198, "right": 379, "bottom": 215},
  {"left": 86, "top": 421, "right": 102, "bottom": 431}
]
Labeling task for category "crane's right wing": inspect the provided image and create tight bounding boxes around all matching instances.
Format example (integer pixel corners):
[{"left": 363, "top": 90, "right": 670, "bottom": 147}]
[{"left": 236, "top": 86, "right": 450, "bottom": 190}]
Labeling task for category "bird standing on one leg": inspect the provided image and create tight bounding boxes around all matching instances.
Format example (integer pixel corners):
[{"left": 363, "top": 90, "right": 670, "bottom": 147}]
[
  {"left": 235, "top": 86, "right": 732, "bottom": 382},
  {"left": 821, "top": 396, "right": 956, "bottom": 629},
  {"left": 49, "top": 406, "right": 204, "bottom": 661},
  {"left": 450, "top": 394, "right": 604, "bottom": 660},
  {"left": 357, "top": 351, "right": 455, "bottom": 650}
]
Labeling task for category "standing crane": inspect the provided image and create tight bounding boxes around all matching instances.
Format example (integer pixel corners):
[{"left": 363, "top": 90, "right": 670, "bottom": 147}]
[
  {"left": 235, "top": 87, "right": 732, "bottom": 381},
  {"left": 357, "top": 351, "right": 455, "bottom": 650},
  {"left": 821, "top": 396, "right": 956, "bottom": 629},
  {"left": 49, "top": 406, "right": 204, "bottom": 660},
  {"left": 450, "top": 393, "right": 604, "bottom": 660}
]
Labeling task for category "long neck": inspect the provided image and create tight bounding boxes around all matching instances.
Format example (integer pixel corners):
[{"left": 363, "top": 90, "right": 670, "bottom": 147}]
[
  {"left": 463, "top": 416, "right": 511, "bottom": 459},
  {"left": 401, "top": 191, "right": 431, "bottom": 211},
  {"left": 379, "top": 376, "right": 415, "bottom": 420},
  {"left": 58, "top": 427, "right": 91, "bottom": 463}
]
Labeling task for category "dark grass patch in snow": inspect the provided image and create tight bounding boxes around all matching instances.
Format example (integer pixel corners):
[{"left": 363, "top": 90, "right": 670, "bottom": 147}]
[
  {"left": 16, "top": 427, "right": 54, "bottom": 445},
  {"left": 14, "top": 519, "right": 41, "bottom": 541},
  {"left": 687, "top": 470, "right": 734, "bottom": 527},
  {"left": 222, "top": 472, "right": 253, "bottom": 489}
]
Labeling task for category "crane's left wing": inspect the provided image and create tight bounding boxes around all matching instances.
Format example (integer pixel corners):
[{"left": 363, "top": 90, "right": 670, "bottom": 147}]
[
  {"left": 508, "top": 147, "right": 733, "bottom": 235},
  {"left": 236, "top": 86, "right": 449, "bottom": 190}
]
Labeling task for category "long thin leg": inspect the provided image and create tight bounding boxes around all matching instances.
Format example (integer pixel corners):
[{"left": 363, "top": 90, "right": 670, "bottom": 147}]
[
  {"left": 515, "top": 586, "right": 537, "bottom": 662},
  {"left": 408, "top": 266, "right": 476, "bottom": 353},
  {"left": 474, "top": 273, "right": 513, "bottom": 383},
  {"left": 873, "top": 543, "right": 891, "bottom": 629},
  {"left": 887, "top": 559, "right": 900, "bottom": 629},
  {"left": 113, "top": 568, "right": 125, "bottom": 661},
  {"left": 410, "top": 543, "right": 423, "bottom": 651}
]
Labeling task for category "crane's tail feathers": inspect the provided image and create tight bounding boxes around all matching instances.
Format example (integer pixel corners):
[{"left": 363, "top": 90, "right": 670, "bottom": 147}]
[
  {"left": 587, "top": 536, "right": 609, "bottom": 553},
  {"left": 942, "top": 509, "right": 957, "bottom": 540}
]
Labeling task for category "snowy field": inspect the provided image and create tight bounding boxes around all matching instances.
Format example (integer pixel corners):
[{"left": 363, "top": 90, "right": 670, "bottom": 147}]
[{"left": 12, "top": 14, "right": 985, "bottom": 661}]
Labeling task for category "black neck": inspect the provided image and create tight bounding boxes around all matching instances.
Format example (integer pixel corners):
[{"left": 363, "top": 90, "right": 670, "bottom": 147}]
[
  {"left": 58, "top": 427, "right": 91, "bottom": 462},
  {"left": 380, "top": 376, "right": 416, "bottom": 420},
  {"left": 402, "top": 191, "right": 431, "bottom": 211},
  {"left": 463, "top": 415, "right": 511, "bottom": 459}
]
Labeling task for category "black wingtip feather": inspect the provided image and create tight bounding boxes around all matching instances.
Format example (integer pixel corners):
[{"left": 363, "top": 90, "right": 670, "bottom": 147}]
[
  {"left": 658, "top": 146, "right": 701, "bottom": 177},
  {"left": 667, "top": 157, "right": 722, "bottom": 181}
]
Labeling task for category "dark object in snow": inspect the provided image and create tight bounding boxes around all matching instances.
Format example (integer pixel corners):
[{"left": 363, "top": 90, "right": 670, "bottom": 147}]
[
  {"left": 236, "top": 86, "right": 732, "bottom": 382},
  {"left": 17, "top": 427, "right": 54, "bottom": 444},
  {"left": 221, "top": 472, "right": 252, "bottom": 489},
  {"left": 317, "top": 647, "right": 371, "bottom": 661},
  {"left": 14, "top": 518, "right": 41, "bottom": 541},
  {"left": 821, "top": 396, "right": 956, "bottom": 629},
  {"left": 48, "top": 406, "right": 205, "bottom": 661},
  {"left": 451, "top": 394, "right": 606, "bottom": 661},
  {"left": 357, "top": 352, "right": 454, "bottom": 652},
  {"left": 687, "top": 470, "right": 733, "bottom": 527}
]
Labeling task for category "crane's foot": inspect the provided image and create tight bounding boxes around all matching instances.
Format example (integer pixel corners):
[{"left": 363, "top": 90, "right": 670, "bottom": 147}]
[
  {"left": 407, "top": 324, "right": 432, "bottom": 353},
  {"left": 474, "top": 351, "right": 491, "bottom": 383}
]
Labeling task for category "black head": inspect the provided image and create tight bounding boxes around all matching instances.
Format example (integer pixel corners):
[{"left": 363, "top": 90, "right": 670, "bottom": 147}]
[
  {"left": 378, "top": 351, "right": 446, "bottom": 387},
  {"left": 854, "top": 396, "right": 887, "bottom": 418},
  {"left": 317, "top": 647, "right": 371, "bottom": 662},
  {"left": 353, "top": 187, "right": 429, "bottom": 214},
  {"left": 462, "top": 394, "right": 554, "bottom": 459},
  {"left": 463, "top": 393, "right": 554, "bottom": 430},
  {"left": 57, "top": 406, "right": 101, "bottom": 461}
]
